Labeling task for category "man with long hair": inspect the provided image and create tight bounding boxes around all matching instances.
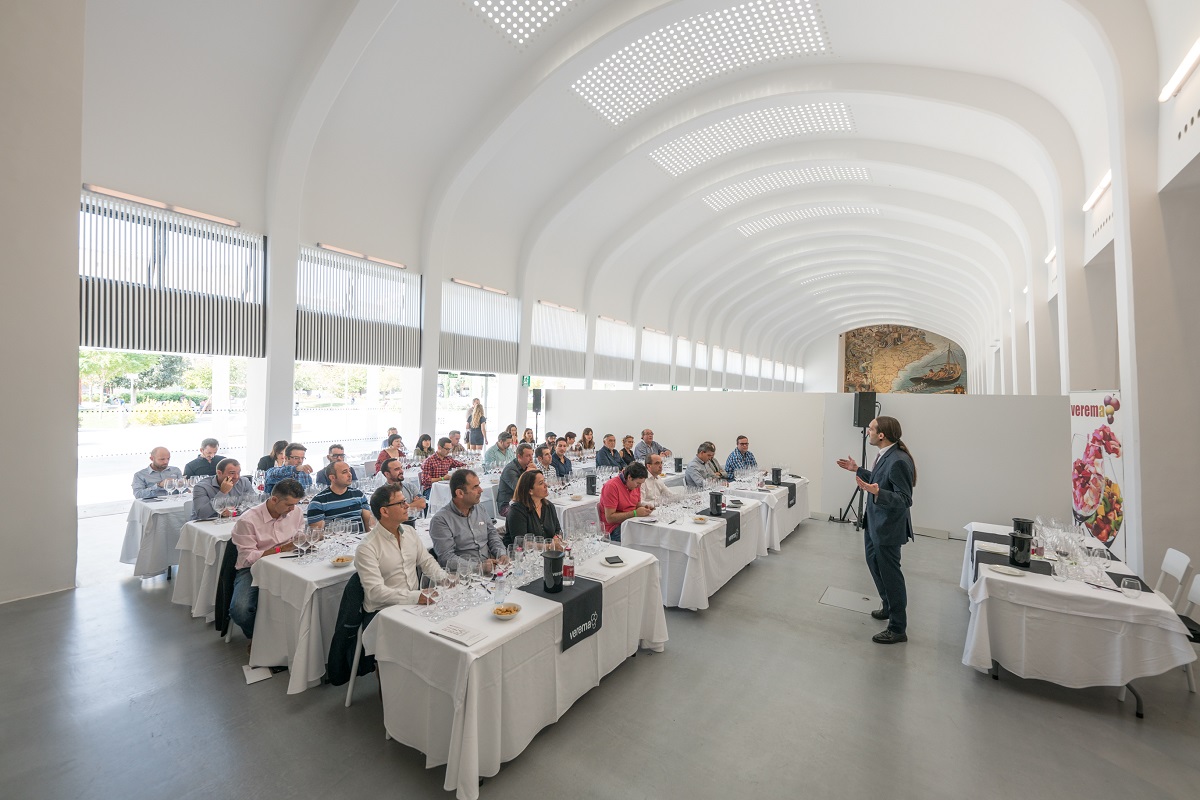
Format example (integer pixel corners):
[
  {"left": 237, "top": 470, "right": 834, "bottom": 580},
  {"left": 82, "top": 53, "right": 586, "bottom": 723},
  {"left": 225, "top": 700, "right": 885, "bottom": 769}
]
[{"left": 836, "top": 416, "right": 917, "bottom": 644}]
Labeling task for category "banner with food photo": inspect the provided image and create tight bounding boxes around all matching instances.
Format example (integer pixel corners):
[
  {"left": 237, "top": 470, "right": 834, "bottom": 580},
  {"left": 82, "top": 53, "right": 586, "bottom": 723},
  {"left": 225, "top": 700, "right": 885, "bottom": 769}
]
[{"left": 1070, "top": 391, "right": 1126, "bottom": 559}]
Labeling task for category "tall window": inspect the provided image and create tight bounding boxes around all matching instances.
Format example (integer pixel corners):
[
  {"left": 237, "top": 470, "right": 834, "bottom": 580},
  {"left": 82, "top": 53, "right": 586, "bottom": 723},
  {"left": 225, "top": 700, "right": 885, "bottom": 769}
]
[
  {"left": 726, "top": 350, "right": 743, "bottom": 390},
  {"left": 440, "top": 281, "right": 520, "bottom": 373},
  {"left": 641, "top": 329, "right": 672, "bottom": 384},
  {"left": 296, "top": 246, "right": 420, "bottom": 366},
  {"left": 78, "top": 190, "right": 265, "bottom": 355},
  {"left": 744, "top": 354, "right": 760, "bottom": 391},
  {"left": 595, "top": 317, "right": 634, "bottom": 382},
  {"left": 531, "top": 302, "right": 586, "bottom": 378},
  {"left": 710, "top": 346, "right": 725, "bottom": 389},
  {"left": 675, "top": 337, "right": 692, "bottom": 386},
  {"left": 694, "top": 342, "right": 708, "bottom": 388}
]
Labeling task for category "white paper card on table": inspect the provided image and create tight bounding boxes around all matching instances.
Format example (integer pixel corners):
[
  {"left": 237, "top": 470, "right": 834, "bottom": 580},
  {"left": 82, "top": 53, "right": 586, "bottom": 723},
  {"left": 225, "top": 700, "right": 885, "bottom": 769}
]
[
  {"left": 242, "top": 664, "right": 274, "bottom": 685},
  {"left": 976, "top": 542, "right": 1009, "bottom": 556},
  {"left": 576, "top": 566, "right": 618, "bottom": 583},
  {"left": 430, "top": 622, "right": 486, "bottom": 647}
]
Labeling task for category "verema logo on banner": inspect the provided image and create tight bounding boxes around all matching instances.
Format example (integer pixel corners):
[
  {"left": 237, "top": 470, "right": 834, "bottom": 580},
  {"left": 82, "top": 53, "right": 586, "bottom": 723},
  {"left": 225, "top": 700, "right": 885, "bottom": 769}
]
[
  {"left": 569, "top": 611, "right": 599, "bottom": 641},
  {"left": 1070, "top": 404, "right": 1107, "bottom": 417}
]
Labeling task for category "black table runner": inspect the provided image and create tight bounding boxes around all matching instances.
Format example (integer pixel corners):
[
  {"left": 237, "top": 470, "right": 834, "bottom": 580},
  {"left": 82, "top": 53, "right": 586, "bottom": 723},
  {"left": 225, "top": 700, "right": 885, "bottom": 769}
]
[
  {"left": 701, "top": 508, "right": 742, "bottom": 546},
  {"left": 779, "top": 482, "right": 798, "bottom": 508},
  {"left": 518, "top": 576, "right": 603, "bottom": 651},
  {"left": 1107, "top": 572, "right": 1152, "bottom": 593}
]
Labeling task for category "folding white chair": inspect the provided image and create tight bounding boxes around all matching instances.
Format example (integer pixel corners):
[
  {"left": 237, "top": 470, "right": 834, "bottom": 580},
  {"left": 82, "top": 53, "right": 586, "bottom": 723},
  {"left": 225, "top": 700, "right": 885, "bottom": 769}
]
[
  {"left": 1153, "top": 548, "right": 1192, "bottom": 608},
  {"left": 1175, "top": 574, "right": 1200, "bottom": 694}
]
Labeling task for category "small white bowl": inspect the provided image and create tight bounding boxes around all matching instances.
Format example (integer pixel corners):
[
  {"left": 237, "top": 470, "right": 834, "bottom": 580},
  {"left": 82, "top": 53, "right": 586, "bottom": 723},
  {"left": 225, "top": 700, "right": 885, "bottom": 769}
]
[
  {"left": 570, "top": 495, "right": 583, "bottom": 501},
  {"left": 330, "top": 556, "right": 354, "bottom": 568},
  {"left": 492, "top": 602, "right": 521, "bottom": 620}
]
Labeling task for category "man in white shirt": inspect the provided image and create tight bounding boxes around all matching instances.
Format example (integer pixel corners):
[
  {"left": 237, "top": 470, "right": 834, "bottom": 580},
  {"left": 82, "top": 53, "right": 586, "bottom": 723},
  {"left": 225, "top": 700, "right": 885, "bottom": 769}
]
[
  {"left": 640, "top": 453, "right": 680, "bottom": 504},
  {"left": 357, "top": 484, "right": 449, "bottom": 612}
]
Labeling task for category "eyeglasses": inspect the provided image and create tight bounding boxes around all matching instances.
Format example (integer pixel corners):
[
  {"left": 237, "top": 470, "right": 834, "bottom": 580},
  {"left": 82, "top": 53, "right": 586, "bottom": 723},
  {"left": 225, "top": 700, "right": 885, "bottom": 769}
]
[
  {"left": 381, "top": 500, "right": 408, "bottom": 509},
  {"left": 330, "top": 452, "right": 346, "bottom": 459}
]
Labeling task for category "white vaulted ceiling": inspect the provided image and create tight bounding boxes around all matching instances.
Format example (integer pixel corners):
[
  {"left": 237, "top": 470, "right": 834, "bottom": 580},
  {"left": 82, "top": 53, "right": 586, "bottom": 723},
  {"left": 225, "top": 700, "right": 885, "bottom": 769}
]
[{"left": 81, "top": 0, "right": 1193, "bottom": 384}]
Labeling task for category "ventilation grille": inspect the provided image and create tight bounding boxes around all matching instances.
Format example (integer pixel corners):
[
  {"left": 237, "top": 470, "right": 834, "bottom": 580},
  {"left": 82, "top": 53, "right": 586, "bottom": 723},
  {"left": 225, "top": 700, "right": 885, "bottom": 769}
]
[
  {"left": 573, "top": 0, "right": 829, "bottom": 125},
  {"left": 737, "top": 205, "right": 879, "bottom": 236},
  {"left": 650, "top": 103, "right": 854, "bottom": 176},
  {"left": 464, "top": 0, "right": 581, "bottom": 46},
  {"left": 703, "top": 166, "right": 870, "bottom": 210}
]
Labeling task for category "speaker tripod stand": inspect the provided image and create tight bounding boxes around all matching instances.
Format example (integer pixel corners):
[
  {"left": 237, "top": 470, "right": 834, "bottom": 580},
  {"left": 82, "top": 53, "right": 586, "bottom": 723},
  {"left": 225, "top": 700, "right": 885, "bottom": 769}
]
[{"left": 832, "top": 425, "right": 869, "bottom": 530}]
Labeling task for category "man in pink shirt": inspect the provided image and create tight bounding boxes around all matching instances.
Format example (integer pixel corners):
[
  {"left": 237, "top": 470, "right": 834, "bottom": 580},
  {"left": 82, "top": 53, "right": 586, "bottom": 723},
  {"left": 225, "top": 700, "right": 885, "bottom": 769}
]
[
  {"left": 228, "top": 478, "right": 307, "bottom": 640},
  {"left": 599, "top": 462, "right": 654, "bottom": 543}
]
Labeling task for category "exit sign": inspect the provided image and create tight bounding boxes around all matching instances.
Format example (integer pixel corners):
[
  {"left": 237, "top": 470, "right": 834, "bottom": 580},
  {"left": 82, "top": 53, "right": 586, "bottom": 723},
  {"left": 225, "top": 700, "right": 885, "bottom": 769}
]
[
  {"left": 521, "top": 375, "right": 531, "bottom": 387},
  {"left": 670, "top": 385, "right": 678, "bottom": 391}
]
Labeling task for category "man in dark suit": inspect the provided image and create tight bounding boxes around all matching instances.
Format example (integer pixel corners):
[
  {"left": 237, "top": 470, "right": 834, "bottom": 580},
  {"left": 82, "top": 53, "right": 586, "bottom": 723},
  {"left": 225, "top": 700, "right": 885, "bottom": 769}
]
[{"left": 836, "top": 416, "right": 917, "bottom": 644}]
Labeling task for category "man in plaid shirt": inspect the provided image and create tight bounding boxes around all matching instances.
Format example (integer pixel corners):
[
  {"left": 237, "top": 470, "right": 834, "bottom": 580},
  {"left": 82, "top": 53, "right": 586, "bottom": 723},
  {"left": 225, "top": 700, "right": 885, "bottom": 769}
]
[
  {"left": 724, "top": 435, "right": 759, "bottom": 475},
  {"left": 420, "top": 436, "right": 466, "bottom": 495}
]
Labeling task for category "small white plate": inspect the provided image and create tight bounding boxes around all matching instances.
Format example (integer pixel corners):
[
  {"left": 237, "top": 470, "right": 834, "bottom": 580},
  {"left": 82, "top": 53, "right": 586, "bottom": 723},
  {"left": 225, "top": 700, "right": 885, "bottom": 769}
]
[
  {"left": 692, "top": 516, "right": 709, "bottom": 524},
  {"left": 570, "top": 495, "right": 583, "bottom": 501},
  {"left": 988, "top": 564, "right": 1025, "bottom": 577}
]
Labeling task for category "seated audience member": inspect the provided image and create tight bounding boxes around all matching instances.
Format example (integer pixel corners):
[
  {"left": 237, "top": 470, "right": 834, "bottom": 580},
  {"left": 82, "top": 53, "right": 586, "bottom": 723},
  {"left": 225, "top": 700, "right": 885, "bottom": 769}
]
[
  {"left": 482, "top": 431, "right": 516, "bottom": 469},
  {"left": 317, "top": 444, "right": 360, "bottom": 487},
  {"left": 563, "top": 431, "right": 580, "bottom": 453},
  {"left": 504, "top": 470, "right": 562, "bottom": 546},
  {"left": 412, "top": 433, "right": 435, "bottom": 460},
  {"left": 599, "top": 462, "right": 653, "bottom": 543},
  {"left": 428, "top": 469, "right": 508, "bottom": 568},
  {"left": 685, "top": 441, "right": 727, "bottom": 489},
  {"left": 447, "top": 430, "right": 467, "bottom": 457},
  {"left": 132, "top": 447, "right": 182, "bottom": 499},
  {"left": 375, "top": 434, "right": 406, "bottom": 475},
  {"left": 505, "top": 423, "right": 519, "bottom": 444},
  {"left": 633, "top": 428, "right": 672, "bottom": 460},
  {"left": 640, "top": 453, "right": 680, "bottom": 504},
  {"left": 534, "top": 443, "right": 554, "bottom": 476},
  {"left": 265, "top": 443, "right": 313, "bottom": 493},
  {"left": 380, "top": 427, "right": 399, "bottom": 449},
  {"left": 257, "top": 439, "right": 289, "bottom": 472},
  {"left": 192, "top": 458, "right": 255, "bottom": 520},
  {"left": 228, "top": 479, "right": 306, "bottom": 640},
  {"left": 549, "top": 438, "right": 573, "bottom": 478},
  {"left": 522, "top": 427, "right": 536, "bottom": 445},
  {"left": 378, "top": 457, "right": 427, "bottom": 512},
  {"left": 578, "top": 428, "right": 596, "bottom": 451},
  {"left": 596, "top": 434, "right": 624, "bottom": 468},
  {"left": 184, "top": 438, "right": 223, "bottom": 477},
  {"left": 619, "top": 435, "right": 638, "bottom": 466},
  {"left": 724, "top": 435, "right": 758, "bottom": 474},
  {"left": 419, "top": 437, "right": 466, "bottom": 494},
  {"left": 497, "top": 443, "right": 534, "bottom": 515},
  {"left": 356, "top": 485, "right": 449, "bottom": 612},
  {"left": 545, "top": 431, "right": 557, "bottom": 448},
  {"left": 307, "top": 461, "right": 373, "bottom": 531}
]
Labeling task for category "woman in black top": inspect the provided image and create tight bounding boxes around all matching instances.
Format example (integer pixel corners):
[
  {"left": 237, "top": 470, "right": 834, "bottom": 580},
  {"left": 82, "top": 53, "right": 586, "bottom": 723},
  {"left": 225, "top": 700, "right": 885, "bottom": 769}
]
[
  {"left": 619, "top": 435, "right": 637, "bottom": 466},
  {"left": 257, "top": 440, "right": 288, "bottom": 472},
  {"left": 503, "top": 469, "right": 562, "bottom": 546},
  {"left": 413, "top": 434, "right": 434, "bottom": 460}
]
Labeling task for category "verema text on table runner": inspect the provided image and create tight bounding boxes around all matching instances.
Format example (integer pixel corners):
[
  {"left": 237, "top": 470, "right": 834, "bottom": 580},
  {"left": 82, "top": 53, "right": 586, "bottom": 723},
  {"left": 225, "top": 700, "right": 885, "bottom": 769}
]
[{"left": 518, "top": 577, "right": 603, "bottom": 651}]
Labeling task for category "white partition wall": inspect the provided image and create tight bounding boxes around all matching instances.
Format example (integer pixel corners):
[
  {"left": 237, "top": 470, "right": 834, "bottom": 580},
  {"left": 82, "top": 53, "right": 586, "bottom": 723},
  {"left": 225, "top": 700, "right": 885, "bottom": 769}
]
[{"left": 548, "top": 391, "right": 1070, "bottom": 537}]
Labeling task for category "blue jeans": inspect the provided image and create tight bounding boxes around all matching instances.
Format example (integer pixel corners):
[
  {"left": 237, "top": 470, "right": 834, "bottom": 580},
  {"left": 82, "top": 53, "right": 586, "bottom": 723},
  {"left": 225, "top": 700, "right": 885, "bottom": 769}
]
[
  {"left": 864, "top": 530, "right": 907, "bottom": 634},
  {"left": 229, "top": 567, "right": 259, "bottom": 639},
  {"left": 609, "top": 523, "right": 622, "bottom": 543}
]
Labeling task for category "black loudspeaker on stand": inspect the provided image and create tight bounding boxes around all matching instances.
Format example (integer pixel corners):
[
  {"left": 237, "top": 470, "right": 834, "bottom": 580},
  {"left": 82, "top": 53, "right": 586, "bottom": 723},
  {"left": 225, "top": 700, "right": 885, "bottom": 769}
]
[
  {"left": 833, "top": 392, "right": 879, "bottom": 530},
  {"left": 531, "top": 387, "right": 543, "bottom": 441}
]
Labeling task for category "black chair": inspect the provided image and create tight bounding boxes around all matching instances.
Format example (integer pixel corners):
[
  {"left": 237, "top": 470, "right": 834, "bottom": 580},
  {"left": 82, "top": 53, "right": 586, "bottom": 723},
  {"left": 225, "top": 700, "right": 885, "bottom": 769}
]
[
  {"left": 214, "top": 539, "right": 239, "bottom": 642},
  {"left": 325, "top": 572, "right": 378, "bottom": 706}
]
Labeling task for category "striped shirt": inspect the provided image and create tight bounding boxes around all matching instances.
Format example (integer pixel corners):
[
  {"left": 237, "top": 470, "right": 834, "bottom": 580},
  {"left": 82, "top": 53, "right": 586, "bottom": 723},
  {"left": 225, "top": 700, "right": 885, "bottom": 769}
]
[{"left": 306, "top": 486, "right": 369, "bottom": 530}]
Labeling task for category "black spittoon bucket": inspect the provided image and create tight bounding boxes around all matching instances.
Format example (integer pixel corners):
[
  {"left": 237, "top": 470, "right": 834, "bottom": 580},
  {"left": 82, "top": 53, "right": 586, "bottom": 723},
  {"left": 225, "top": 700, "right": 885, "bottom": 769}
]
[
  {"left": 709, "top": 491, "right": 723, "bottom": 516},
  {"left": 585, "top": 474, "right": 597, "bottom": 495},
  {"left": 674, "top": 457, "right": 684, "bottom": 473},
  {"left": 543, "top": 548, "right": 564, "bottom": 593},
  {"left": 771, "top": 467, "right": 782, "bottom": 485}
]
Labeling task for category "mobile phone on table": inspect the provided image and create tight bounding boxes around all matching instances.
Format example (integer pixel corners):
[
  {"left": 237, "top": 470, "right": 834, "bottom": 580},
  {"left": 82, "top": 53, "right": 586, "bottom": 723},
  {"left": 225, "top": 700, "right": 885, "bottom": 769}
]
[{"left": 605, "top": 555, "right": 624, "bottom": 565}]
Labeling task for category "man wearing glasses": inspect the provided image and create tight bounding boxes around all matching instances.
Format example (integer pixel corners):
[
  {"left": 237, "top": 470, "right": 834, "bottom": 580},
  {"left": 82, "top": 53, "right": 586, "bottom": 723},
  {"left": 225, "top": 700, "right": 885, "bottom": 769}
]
[
  {"left": 315, "top": 443, "right": 360, "bottom": 488},
  {"left": 724, "top": 435, "right": 758, "bottom": 475},
  {"left": 264, "top": 443, "right": 313, "bottom": 494},
  {"left": 356, "top": 484, "right": 448, "bottom": 611},
  {"left": 633, "top": 429, "right": 672, "bottom": 461}
]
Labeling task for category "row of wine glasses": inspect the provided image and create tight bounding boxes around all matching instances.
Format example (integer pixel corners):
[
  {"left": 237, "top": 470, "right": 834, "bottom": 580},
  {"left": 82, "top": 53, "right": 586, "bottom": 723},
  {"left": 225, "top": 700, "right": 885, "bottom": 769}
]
[{"left": 161, "top": 476, "right": 201, "bottom": 496}]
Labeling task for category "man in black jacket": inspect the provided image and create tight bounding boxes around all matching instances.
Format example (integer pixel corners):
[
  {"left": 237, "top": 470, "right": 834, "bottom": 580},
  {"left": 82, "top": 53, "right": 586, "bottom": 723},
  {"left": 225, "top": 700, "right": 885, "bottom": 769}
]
[{"left": 497, "top": 443, "right": 534, "bottom": 515}]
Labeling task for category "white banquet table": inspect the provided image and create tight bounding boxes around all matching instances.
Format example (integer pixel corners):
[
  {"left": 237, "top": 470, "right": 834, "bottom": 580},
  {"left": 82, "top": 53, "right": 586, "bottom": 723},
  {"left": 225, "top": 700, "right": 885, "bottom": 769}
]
[
  {"left": 621, "top": 499, "right": 764, "bottom": 610},
  {"left": 171, "top": 519, "right": 231, "bottom": 621},
  {"left": 726, "top": 477, "right": 810, "bottom": 554},
  {"left": 960, "top": 522, "right": 1196, "bottom": 692},
  {"left": 249, "top": 525, "right": 436, "bottom": 693},
  {"left": 120, "top": 496, "right": 193, "bottom": 578},
  {"left": 429, "top": 477, "right": 499, "bottom": 519},
  {"left": 363, "top": 546, "right": 668, "bottom": 800}
]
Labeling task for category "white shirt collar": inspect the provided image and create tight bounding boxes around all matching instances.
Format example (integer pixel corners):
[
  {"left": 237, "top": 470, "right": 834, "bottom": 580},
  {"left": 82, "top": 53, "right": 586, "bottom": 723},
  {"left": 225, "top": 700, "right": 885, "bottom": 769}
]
[{"left": 876, "top": 442, "right": 896, "bottom": 459}]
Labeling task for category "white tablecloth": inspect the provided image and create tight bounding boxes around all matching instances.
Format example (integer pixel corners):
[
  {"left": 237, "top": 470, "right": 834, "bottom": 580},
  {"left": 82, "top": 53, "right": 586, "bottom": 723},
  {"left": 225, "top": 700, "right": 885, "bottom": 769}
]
[
  {"left": 726, "top": 477, "right": 809, "bottom": 553},
  {"left": 960, "top": 524, "right": 1196, "bottom": 688},
  {"left": 171, "top": 519, "right": 231, "bottom": 621},
  {"left": 363, "top": 546, "right": 668, "bottom": 800},
  {"left": 621, "top": 499, "right": 764, "bottom": 610},
  {"left": 429, "top": 477, "right": 499, "bottom": 519},
  {"left": 120, "top": 496, "right": 193, "bottom": 577}
]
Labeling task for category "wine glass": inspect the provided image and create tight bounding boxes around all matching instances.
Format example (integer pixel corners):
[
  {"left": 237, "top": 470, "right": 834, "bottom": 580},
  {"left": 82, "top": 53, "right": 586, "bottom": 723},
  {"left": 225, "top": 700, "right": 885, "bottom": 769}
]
[
  {"left": 293, "top": 527, "right": 310, "bottom": 560},
  {"left": 1120, "top": 577, "right": 1142, "bottom": 599},
  {"left": 419, "top": 575, "right": 438, "bottom": 617}
]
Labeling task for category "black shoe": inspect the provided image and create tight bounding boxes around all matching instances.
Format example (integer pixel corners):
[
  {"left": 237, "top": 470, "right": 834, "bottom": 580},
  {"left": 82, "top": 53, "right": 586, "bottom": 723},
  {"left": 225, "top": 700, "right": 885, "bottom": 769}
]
[
  {"left": 872, "top": 629, "right": 907, "bottom": 644},
  {"left": 870, "top": 607, "right": 889, "bottom": 620}
]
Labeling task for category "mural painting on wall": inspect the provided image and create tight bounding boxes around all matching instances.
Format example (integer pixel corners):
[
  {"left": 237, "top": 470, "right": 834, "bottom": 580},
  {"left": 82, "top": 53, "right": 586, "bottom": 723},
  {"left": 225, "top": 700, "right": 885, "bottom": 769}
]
[{"left": 842, "top": 325, "right": 968, "bottom": 394}]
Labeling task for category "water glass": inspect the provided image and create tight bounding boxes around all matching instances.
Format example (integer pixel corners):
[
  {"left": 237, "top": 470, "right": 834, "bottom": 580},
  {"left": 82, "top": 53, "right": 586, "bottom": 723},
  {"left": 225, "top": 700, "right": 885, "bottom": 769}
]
[{"left": 1120, "top": 577, "right": 1142, "bottom": 599}]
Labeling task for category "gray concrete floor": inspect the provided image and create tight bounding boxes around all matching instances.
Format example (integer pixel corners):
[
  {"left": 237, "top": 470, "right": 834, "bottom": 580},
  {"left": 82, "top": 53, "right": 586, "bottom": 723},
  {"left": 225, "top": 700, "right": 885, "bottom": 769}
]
[{"left": 4, "top": 519, "right": 1199, "bottom": 799}]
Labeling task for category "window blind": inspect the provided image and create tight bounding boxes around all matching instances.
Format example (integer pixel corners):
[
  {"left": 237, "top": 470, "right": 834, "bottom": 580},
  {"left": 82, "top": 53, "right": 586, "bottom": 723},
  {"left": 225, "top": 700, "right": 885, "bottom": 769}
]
[
  {"left": 439, "top": 281, "right": 520, "bottom": 373},
  {"left": 744, "top": 354, "right": 760, "bottom": 391},
  {"left": 675, "top": 337, "right": 692, "bottom": 386},
  {"left": 530, "top": 303, "right": 586, "bottom": 378},
  {"left": 640, "top": 329, "right": 671, "bottom": 384},
  {"left": 594, "top": 317, "right": 634, "bottom": 381}
]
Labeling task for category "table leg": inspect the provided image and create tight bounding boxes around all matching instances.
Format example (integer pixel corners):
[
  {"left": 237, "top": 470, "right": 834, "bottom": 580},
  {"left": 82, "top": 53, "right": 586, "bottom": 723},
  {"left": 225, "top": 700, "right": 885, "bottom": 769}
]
[
  {"left": 1124, "top": 682, "right": 1144, "bottom": 719},
  {"left": 990, "top": 660, "right": 999, "bottom": 680}
]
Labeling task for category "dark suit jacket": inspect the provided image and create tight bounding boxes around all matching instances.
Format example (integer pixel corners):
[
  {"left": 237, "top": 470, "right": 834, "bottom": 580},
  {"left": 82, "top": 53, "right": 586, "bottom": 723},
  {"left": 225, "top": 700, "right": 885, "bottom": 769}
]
[{"left": 857, "top": 445, "right": 915, "bottom": 546}]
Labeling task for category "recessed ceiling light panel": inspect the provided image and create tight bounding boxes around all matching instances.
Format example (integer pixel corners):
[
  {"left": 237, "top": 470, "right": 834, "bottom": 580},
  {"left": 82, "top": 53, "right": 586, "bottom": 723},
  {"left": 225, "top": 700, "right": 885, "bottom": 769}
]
[
  {"left": 702, "top": 166, "right": 870, "bottom": 210},
  {"left": 465, "top": 0, "right": 579, "bottom": 46},
  {"left": 737, "top": 205, "right": 879, "bottom": 236},
  {"left": 650, "top": 103, "right": 854, "bottom": 176},
  {"left": 573, "top": 0, "right": 830, "bottom": 125}
]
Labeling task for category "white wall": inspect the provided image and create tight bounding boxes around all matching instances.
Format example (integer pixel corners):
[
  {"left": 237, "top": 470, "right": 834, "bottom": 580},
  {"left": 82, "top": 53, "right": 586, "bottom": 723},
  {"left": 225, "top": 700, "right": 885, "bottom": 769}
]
[
  {"left": 801, "top": 333, "right": 840, "bottom": 392},
  {"left": 0, "top": 1, "right": 85, "bottom": 603},
  {"left": 548, "top": 390, "right": 1071, "bottom": 538},
  {"left": 546, "top": 391, "right": 828, "bottom": 509}
]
